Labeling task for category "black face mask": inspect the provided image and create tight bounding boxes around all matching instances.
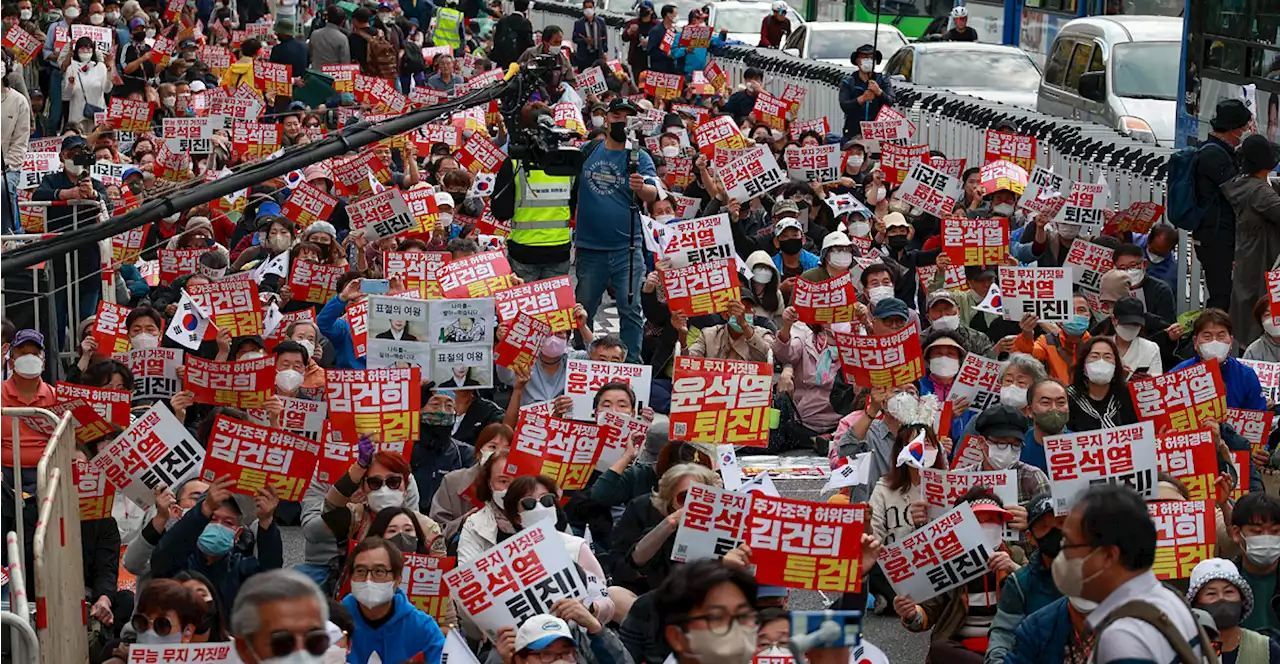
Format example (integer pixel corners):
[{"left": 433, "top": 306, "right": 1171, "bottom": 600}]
[
  {"left": 778, "top": 237, "right": 803, "bottom": 255},
  {"left": 609, "top": 121, "right": 627, "bottom": 143},
  {"left": 887, "top": 235, "right": 909, "bottom": 251},
  {"left": 132, "top": 31, "right": 145, "bottom": 41},
  {"left": 1036, "top": 527, "right": 1063, "bottom": 560},
  {"left": 1199, "top": 600, "right": 1244, "bottom": 630}
]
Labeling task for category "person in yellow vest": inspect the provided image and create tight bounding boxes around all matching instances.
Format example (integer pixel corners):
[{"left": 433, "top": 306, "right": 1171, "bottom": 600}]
[
  {"left": 431, "top": 0, "right": 466, "bottom": 56},
  {"left": 220, "top": 38, "right": 260, "bottom": 93},
  {"left": 491, "top": 104, "right": 573, "bottom": 283}
]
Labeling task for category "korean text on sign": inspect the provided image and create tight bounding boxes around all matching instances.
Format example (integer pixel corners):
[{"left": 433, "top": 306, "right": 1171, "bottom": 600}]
[
  {"left": 670, "top": 357, "right": 772, "bottom": 447},
  {"left": 128, "top": 643, "right": 236, "bottom": 664},
  {"left": 720, "top": 146, "right": 786, "bottom": 202},
  {"left": 834, "top": 324, "right": 925, "bottom": 389},
  {"left": 878, "top": 502, "right": 990, "bottom": 602},
  {"left": 505, "top": 411, "right": 619, "bottom": 491},
  {"left": 385, "top": 250, "right": 449, "bottom": 299},
  {"left": 116, "top": 348, "right": 182, "bottom": 402},
  {"left": 878, "top": 142, "right": 930, "bottom": 185},
  {"left": 184, "top": 355, "right": 276, "bottom": 409},
  {"left": 438, "top": 251, "right": 514, "bottom": 298},
  {"left": 898, "top": 161, "right": 963, "bottom": 219},
  {"left": 1064, "top": 240, "right": 1115, "bottom": 294},
  {"left": 325, "top": 367, "right": 422, "bottom": 444},
  {"left": 564, "top": 359, "right": 653, "bottom": 420},
  {"left": 941, "top": 217, "right": 1008, "bottom": 267},
  {"left": 200, "top": 415, "right": 319, "bottom": 501},
  {"left": 919, "top": 468, "right": 1018, "bottom": 522},
  {"left": 663, "top": 260, "right": 741, "bottom": 318},
  {"left": 89, "top": 402, "right": 203, "bottom": 508},
  {"left": 444, "top": 523, "right": 592, "bottom": 638},
  {"left": 288, "top": 259, "right": 345, "bottom": 305},
  {"left": 984, "top": 129, "right": 1036, "bottom": 171},
  {"left": 747, "top": 494, "right": 866, "bottom": 593},
  {"left": 1149, "top": 500, "right": 1216, "bottom": 580},
  {"left": 1225, "top": 408, "right": 1273, "bottom": 453},
  {"left": 75, "top": 458, "right": 116, "bottom": 520},
  {"left": 792, "top": 273, "right": 859, "bottom": 324},
  {"left": 1045, "top": 421, "right": 1158, "bottom": 514},
  {"left": 400, "top": 554, "right": 457, "bottom": 624},
  {"left": 672, "top": 484, "right": 751, "bottom": 562},
  {"left": 1155, "top": 428, "right": 1218, "bottom": 502},
  {"left": 495, "top": 311, "right": 552, "bottom": 374},
  {"left": 946, "top": 354, "right": 1004, "bottom": 413},
  {"left": 493, "top": 276, "right": 576, "bottom": 333},
  {"left": 784, "top": 144, "right": 843, "bottom": 185},
  {"left": 1129, "top": 360, "right": 1227, "bottom": 433},
  {"left": 999, "top": 266, "right": 1075, "bottom": 323},
  {"left": 187, "top": 279, "right": 264, "bottom": 337},
  {"left": 92, "top": 301, "right": 133, "bottom": 355},
  {"left": 661, "top": 213, "right": 735, "bottom": 268}
]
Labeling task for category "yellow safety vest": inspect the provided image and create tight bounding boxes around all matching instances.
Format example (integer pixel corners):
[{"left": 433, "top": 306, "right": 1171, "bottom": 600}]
[
  {"left": 433, "top": 8, "right": 464, "bottom": 50},
  {"left": 510, "top": 169, "right": 572, "bottom": 247}
]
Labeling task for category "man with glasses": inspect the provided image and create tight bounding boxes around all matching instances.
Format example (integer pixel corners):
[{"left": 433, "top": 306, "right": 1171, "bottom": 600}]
[
  {"left": 231, "top": 569, "right": 333, "bottom": 664},
  {"left": 341, "top": 537, "right": 446, "bottom": 664},
  {"left": 658, "top": 559, "right": 760, "bottom": 664}
]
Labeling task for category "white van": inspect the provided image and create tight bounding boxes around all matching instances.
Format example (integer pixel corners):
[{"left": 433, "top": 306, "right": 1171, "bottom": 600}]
[{"left": 1035, "top": 15, "right": 1181, "bottom": 146}]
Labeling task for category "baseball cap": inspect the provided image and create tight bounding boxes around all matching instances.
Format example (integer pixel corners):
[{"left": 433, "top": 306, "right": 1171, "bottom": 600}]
[
  {"left": 970, "top": 499, "right": 1013, "bottom": 523},
  {"left": 771, "top": 199, "right": 800, "bottom": 220},
  {"left": 1026, "top": 493, "right": 1054, "bottom": 526},
  {"left": 179, "top": 38, "right": 197, "bottom": 50},
  {"left": 757, "top": 586, "right": 789, "bottom": 600},
  {"left": 128, "top": 16, "right": 145, "bottom": 29},
  {"left": 12, "top": 329, "right": 44, "bottom": 350},
  {"left": 821, "top": 231, "right": 853, "bottom": 252},
  {"left": 189, "top": 80, "right": 207, "bottom": 93},
  {"left": 883, "top": 212, "right": 910, "bottom": 229},
  {"left": 773, "top": 218, "right": 802, "bottom": 236},
  {"left": 515, "top": 615, "right": 577, "bottom": 652},
  {"left": 973, "top": 405, "right": 1030, "bottom": 440},
  {"left": 925, "top": 291, "right": 958, "bottom": 309},
  {"left": 434, "top": 191, "right": 456, "bottom": 209},
  {"left": 61, "top": 135, "right": 88, "bottom": 152},
  {"left": 607, "top": 97, "right": 638, "bottom": 115},
  {"left": 122, "top": 166, "right": 143, "bottom": 181},
  {"left": 1112, "top": 296, "right": 1145, "bottom": 327},
  {"left": 872, "top": 297, "right": 908, "bottom": 321}
]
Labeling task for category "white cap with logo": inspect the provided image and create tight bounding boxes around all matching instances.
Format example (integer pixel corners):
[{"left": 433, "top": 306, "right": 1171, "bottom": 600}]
[{"left": 514, "top": 615, "right": 578, "bottom": 653}]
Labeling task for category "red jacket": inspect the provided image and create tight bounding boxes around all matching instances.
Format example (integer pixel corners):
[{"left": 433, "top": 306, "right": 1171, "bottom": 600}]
[{"left": 759, "top": 15, "right": 791, "bottom": 47}]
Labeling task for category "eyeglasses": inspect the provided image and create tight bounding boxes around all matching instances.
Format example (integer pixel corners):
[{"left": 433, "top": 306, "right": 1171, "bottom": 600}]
[
  {"left": 524, "top": 649, "right": 576, "bottom": 663},
  {"left": 519, "top": 494, "right": 557, "bottom": 511},
  {"left": 352, "top": 566, "right": 396, "bottom": 581},
  {"left": 132, "top": 614, "right": 174, "bottom": 636},
  {"left": 364, "top": 475, "right": 403, "bottom": 491},
  {"left": 679, "top": 610, "right": 759, "bottom": 635},
  {"left": 267, "top": 629, "right": 331, "bottom": 658}
]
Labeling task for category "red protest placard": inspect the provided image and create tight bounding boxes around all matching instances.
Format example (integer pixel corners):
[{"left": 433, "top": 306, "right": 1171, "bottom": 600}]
[
  {"left": 149, "top": 34, "right": 176, "bottom": 66},
  {"left": 931, "top": 157, "right": 967, "bottom": 179},
  {"left": 494, "top": 312, "right": 551, "bottom": 374},
  {"left": 1104, "top": 201, "right": 1166, "bottom": 236},
  {"left": 792, "top": 273, "right": 858, "bottom": 325},
  {"left": 200, "top": 415, "right": 319, "bottom": 501},
  {"left": 1130, "top": 360, "right": 1227, "bottom": 433},
  {"left": 185, "top": 355, "right": 276, "bottom": 409},
  {"left": 835, "top": 324, "right": 924, "bottom": 389},
  {"left": 1268, "top": 269, "right": 1280, "bottom": 326},
  {"left": 384, "top": 251, "right": 449, "bottom": 299},
  {"left": 252, "top": 60, "right": 292, "bottom": 97},
  {"left": 878, "top": 142, "right": 929, "bottom": 185},
  {"left": 198, "top": 44, "right": 232, "bottom": 77},
  {"left": 438, "top": 252, "right": 515, "bottom": 298},
  {"left": 340, "top": 299, "right": 369, "bottom": 358},
  {"left": 984, "top": 130, "right": 1037, "bottom": 171},
  {"left": 92, "top": 301, "right": 133, "bottom": 356},
  {"left": 1226, "top": 408, "right": 1273, "bottom": 454},
  {"left": 979, "top": 160, "right": 1028, "bottom": 195},
  {"left": 288, "top": 259, "right": 346, "bottom": 305},
  {"left": 57, "top": 382, "right": 131, "bottom": 428},
  {"left": 400, "top": 554, "right": 456, "bottom": 624},
  {"left": 745, "top": 495, "right": 865, "bottom": 592},
  {"left": 2, "top": 26, "right": 42, "bottom": 65},
  {"left": 403, "top": 188, "right": 444, "bottom": 236},
  {"left": 230, "top": 120, "right": 281, "bottom": 160},
  {"left": 860, "top": 106, "right": 914, "bottom": 141},
  {"left": 493, "top": 276, "right": 577, "bottom": 332},
  {"left": 187, "top": 279, "right": 264, "bottom": 337},
  {"left": 1149, "top": 500, "right": 1216, "bottom": 580},
  {"left": 663, "top": 260, "right": 740, "bottom": 318},
  {"left": 457, "top": 133, "right": 505, "bottom": 175},
  {"left": 108, "top": 97, "right": 153, "bottom": 132},
  {"left": 670, "top": 356, "right": 772, "bottom": 447},
  {"left": 321, "top": 63, "right": 361, "bottom": 93},
  {"left": 678, "top": 23, "right": 712, "bottom": 48},
  {"left": 505, "top": 411, "right": 619, "bottom": 490},
  {"left": 1155, "top": 428, "right": 1218, "bottom": 501},
  {"left": 325, "top": 367, "right": 422, "bottom": 445},
  {"left": 695, "top": 115, "right": 750, "bottom": 159},
  {"left": 790, "top": 117, "right": 830, "bottom": 141},
  {"left": 75, "top": 458, "right": 116, "bottom": 520},
  {"left": 280, "top": 180, "right": 338, "bottom": 228},
  {"left": 941, "top": 217, "right": 1008, "bottom": 267},
  {"left": 751, "top": 91, "right": 788, "bottom": 132}
]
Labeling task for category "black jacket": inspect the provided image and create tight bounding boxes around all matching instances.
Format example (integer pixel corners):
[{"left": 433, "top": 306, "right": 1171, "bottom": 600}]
[
  {"left": 82, "top": 517, "right": 121, "bottom": 602},
  {"left": 1193, "top": 134, "right": 1239, "bottom": 242},
  {"left": 150, "top": 507, "right": 284, "bottom": 608},
  {"left": 645, "top": 24, "right": 677, "bottom": 74},
  {"left": 1140, "top": 276, "right": 1177, "bottom": 329},
  {"left": 490, "top": 13, "right": 534, "bottom": 69},
  {"left": 838, "top": 72, "right": 896, "bottom": 138},
  {"left": 411, "top": 436, "right": 475, "bottom": 512},
  {"left": 453, "top": 397, "right": 505, "bottom": 447},
  {"left": 721, "top": 90, "right": 758, "bottom": 124},
  {"left": 608, "top": 494, "right": 672, "bottom": 595}
]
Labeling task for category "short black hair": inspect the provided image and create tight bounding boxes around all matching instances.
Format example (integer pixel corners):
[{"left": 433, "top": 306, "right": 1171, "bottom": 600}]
[
  {"left": 326, "top": 4, "right": 345, "bottom": 23},
  {"left": 592, "top": 380, "right": 636, "bottom": 411},
  {"left": 125, "top": 305, "right": 164, "bottom": 331},
  {"left": 661, "top": 3, "right": 677, "bottom": 16},
  {"left": 1232, "top": 492, "right": 1280, "bottom": 528},
  {"left": 655, "top": 559, "right": 758, "bottom": 631},
  {"left": 744, "top": 67, "right": 764, "bottom": 81},
  {"left": 961, "top": 166, "right": 980, "bottom": 182},
  {"left": 542, "top": 25, "right": 562, "bottom": 42},
  {"left": 515, "top": 0, "right": 529, "bottom": 10},
  {"left": 1074, "top": 484, "right": 1156, "bottom": 571},
  {"left": 859, "top": 263, "right": 893, "bottom": 288},
  {"left": 590, "top": 333, "right": 627, "bottom": 356},
  {"left": 240, "top": 38, "right": 261, "bottom": 58},
  {"left": 83, "top": 359, "right": 135, "bottom": 390},
  {"left": 273, "top": 339, "right": 310, "bottom": 365},
  {"left": 1192, "top": 308, "right": 1232, "bottom": 337},
  {"left": 1112, "top": 243, "right": 1145, "bottom": 263},
  {"left": 352, "top": 6, "right": 372, "bottom": 23},
  {"left": 1148, "top": 223, "right": 1179, "bottom": 244}
]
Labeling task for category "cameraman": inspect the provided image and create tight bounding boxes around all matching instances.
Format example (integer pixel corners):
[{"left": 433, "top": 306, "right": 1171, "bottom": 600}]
[{"left": 492, "top": 103, "right": 575, "bottom": 283}]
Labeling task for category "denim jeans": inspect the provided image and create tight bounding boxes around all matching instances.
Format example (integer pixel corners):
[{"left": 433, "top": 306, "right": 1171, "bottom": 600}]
[
  {"left": 510, "top": 258, "right": 570, "bottom": 285},
  {"left": 575, "top": 247, "right": 643, "bottom": 363},
  {"left": 4, "top": 170, "right": 19, "bottom": 232},
  {"left": 293, "top": 562, "right": 330, "bottom": 588}
]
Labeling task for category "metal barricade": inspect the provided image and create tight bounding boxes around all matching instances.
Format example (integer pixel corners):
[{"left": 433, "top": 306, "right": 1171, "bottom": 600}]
[{"left": 5, "top": 532, "right": 38, "bottom": 664}]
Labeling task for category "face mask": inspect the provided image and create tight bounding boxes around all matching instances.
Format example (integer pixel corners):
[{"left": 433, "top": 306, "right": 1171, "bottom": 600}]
[
  {"left": 64, "top": 159, "right": 85, "bottom": 177},
  {"left": 1198, "top": 600, "right": 1244, "bottom": 630},
  {"left": 874, "top": 187, "right": 886, "bottom": 201},
  {"left": 858, "top": 58, "right": 873, "bottom": 73},
  {"left": 993, "top": 202, "right": 1015, "bottom": 217},
  {"left": 366, "top": 486, "right": 403, "bottom": 512},
  {"left": 522, "top": 504, "right": 557, "bottom": 527},
  {"left": 1147, "top": 251, "right": 1167, "bottom": 264},
  {"left": 609, "top": 121, "right": 627, "bottom": 143},
  {"left": 727, "top": 313, "right": 753, "bottom": 334},
  {"left": 929, "top": 356, "right": 959, "bottom": 379},
  {"left": 323, "top": 645, "right": 348, "bottom": 664},
  {"left": 848, "top": 156, "right": 864, "bottom": 169},
  {"left": 275, "top": 369, "right": 304, "bottom": 392},
  {"left": 1199, "top": 340, "right": 1231, "bottom": 361},
  {"left": 1084, "top": 360, "right": 1115, "bottom": 385},
  {"left": 1051, "top": 548, "right": 1103, "bottom": 599},
  {"left": 1119, "top": 268, "right": 1145, "bottom": 288},
  {"left": 12, "top": 354, "right": 43, "bottom": 378},
  {"left": 105, "top": 10, "right": 118, "bottom": 21},
  {"left": 770, "top": 129, "right": 786, "bottom": 142},
  {"left": 296, "top": 338, "right": 316, "bottom": 360},
  {"left": 47, "top": 8, "right": 62, "bottom": 19},
  {"left": 654, "top": 214, "right": 676, "bottom": 224},
  {"left": 64, "top": 6, "right": 80, "bottom": 18},
  {"left": 1034, "top": 409, "right": 1069, "bottom": 434},
  {"left": 241, "top": 351, "right": 265, "bottom": 360},
  {"left": 88, "top": 11, "right": 102, "bottom": 23},
  {"left": 162, "top": 96, "right": 176, "bottom": 109},
  {"left": 351, "top": 581, "right": 396, "bottom": 608},
  {"left": 981, "top": 522, "right": 1004, "bottom": 550},
  {"left": 137, "top": 629, "right": 184, "bottom": 645},
  {"left": 931, "top": 315, "right": 959, "bottom": 332},
  {"left": 986, "top": 443, "right": 1020, "bottom": 470},
  {"left": 1000, "top": 384, "right": 1028, "bottom": 409},
  {"left": 591, "top": 115, "right": 605, "bottom": 128},
  {"left": 267, "top": 235, "right": 291, "bottom": 253},
  {"left": 867, "top": 285, "right": 894, "bottom": 304},
  {"left": 1245, "top": 534, "right": 1280, "bottom": 566},
  {"left": 1037, "top": 527, "right": 1063, "bottom": 560},
  {"left": 752, "top": 268, "right": 773, "bottom": 285},
  {"left": 778, "top": 238, "right": 803, "bottom": 255},
  {"left": 1061, "top": 314, "right": 1090, "bottom": 337},
  {"left": 759, "top": 646, "right": 789, "bottom": 658},
  {"left": 541, "top": 334, "right": 567, "bottom": 357},
  {"left": 1265, "top": 317, "right": 1280, "bottom": 338},
  {"left": 1115, "top": 324, "right": 1141, "bottom": 341},
  {"left": 584, "top": 7, "right": 595, "bottom": 17},
  {"left": 77, "top": 50, "right": 93, "bottom": 61},
  {"left": 831, "top": 322, "right": 852, "bottom": 334},
  {"left": 684, "top": 622, "right": 756, "bottom": 664},
  {"left": 196, "top": 522, "right": 236, "bottom": 556},
  {"left": 131, "top": 332, "right": 159, "bottom": 350},
  {"left": 1068, "top": 595, "right": 1098, "bottom": 612},
  {"left": 388, "top": 531, "right": 418, "bottom": 553},
  {"left": 827, "top": 251, "right": 853, "bottom": 269},
  {"left": 661, "top": 145, "right": 680, "bottom": 158},
  {"left": 1056, "top": 224, "right": 1080, "bottom": 240},
  {"left": 20, "top": 8, "right": 31, "bottom": 19},
  {"left": 491, "top": 487, "right": 508, "bottom": 506},
  {"left": 887, "top": 235, "right": 909, "bottom": 251}
]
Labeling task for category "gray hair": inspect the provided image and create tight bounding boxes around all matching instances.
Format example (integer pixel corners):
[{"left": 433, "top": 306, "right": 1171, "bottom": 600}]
[
  {"left": 230, "top": 569, "right": 329, "bottom": 637},
  {"left": 652, "top": 462, "right": 718, "bottom": 514},
  {"left": 999, "top": 352, "right": 1047, "bottom": 384}
]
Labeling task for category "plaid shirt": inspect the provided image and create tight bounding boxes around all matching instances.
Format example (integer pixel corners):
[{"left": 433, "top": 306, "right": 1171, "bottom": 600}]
[{"left": 1010, "top": 460, "right": 1050, "bottom": 506}]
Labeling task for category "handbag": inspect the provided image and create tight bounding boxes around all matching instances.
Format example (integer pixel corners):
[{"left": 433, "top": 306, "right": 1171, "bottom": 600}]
[{"left": 74, "top": 65, "right": 104, "bottom": 119}]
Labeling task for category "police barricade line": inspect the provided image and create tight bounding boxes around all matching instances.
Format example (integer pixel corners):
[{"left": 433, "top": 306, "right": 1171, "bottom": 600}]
[{"left": 5, "top": 531, "right": 38, "bottom": 664}]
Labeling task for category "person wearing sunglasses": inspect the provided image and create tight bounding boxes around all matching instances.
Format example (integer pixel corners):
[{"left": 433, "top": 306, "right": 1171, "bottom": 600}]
[
  {"left": 230, "top": 569, "right": 333, "bottom": 664},
  {"left": 502, "top": 475, "right": 620, "bottom": 622},
  {"left": 341, "top": 537, "right": 446, "bottom": 664},
  {"left": 122, "top": 578, "right": 207, "bottom": 649},
  {"left": 610, "top": 463, "right": 719, "bottom": 596}
]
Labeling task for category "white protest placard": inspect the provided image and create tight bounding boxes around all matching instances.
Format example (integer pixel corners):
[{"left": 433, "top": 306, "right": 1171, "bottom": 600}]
[
  {"left": 784, "top": 144, "right": 842, "bottom": 184},
  {"left": 661, "top": 213, "right": 734, "bottom": 268},
  {"left": 444, "top": 523, "right": 592, "bottom": 638},
  {"left": 1046, "top": 421, "right": 1158, "bottom": 514},
  {"left": 920, "top": 468, "right": 1019, "bottom": 539},
  {"left": 349, "top": 188, "right": 417, "bottom": 240},
  {"left": 596, "top": 410, "right": 648, "bottom": 471},
  {"left": 88, "top": 402, "right": 203, "bottom": 507},
  {"left": 441, "top": 630, "right": 481, "bottom": 664},
  {"left": 246, "top": 396, "right": 327, "bottom": 439},
  {"left": 565, "top": 359, "right": 653, "bottom": 420},
  {"left": 999, "top": 266, "right": 1075, "bottom": 322},
  {"left": 426, "top": 298, "right": 495, "bottom": 389},
  {"left": 877, "top": 503, "right": 991, "bottom": 602},
  {"left": 898, "top": 161, "right": 963, "bottom": 219},
  {"left": 1241, "top": 359, "right": 1280, "bottom": 403},
  {"left": 1063, "top": 240, "right": 1115, "bottom": 295},
  {"left": 579, "top": 65, "right": 608, "bottom": 96},
  {"left": 366, "top": 294, "right": 434, "bottom": 371},
  {"left": 947, "top": 354, "right": 1005, "bottom": 414},
  {"left": 1019, "top": 166, "right": 1066, "bottom": 215},
  {"left": 719, "top": 145, "right": 786, "bottom": 202},
  {"left": 671, "top": 483, "right": 752, "bottom": 563},
  {"left": 1054, "top": 182, "right": 1110, "bottom": 233},
  {"left": 114, "top": 348, "right": 184, "bottom": 402},
  {"left": 127, "top": 642, "right": 237, "bottom": 663}
]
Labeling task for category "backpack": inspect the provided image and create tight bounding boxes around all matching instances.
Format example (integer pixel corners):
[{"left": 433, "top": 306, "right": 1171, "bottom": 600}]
[
  {"left": 1090, "top": 600, "right": 1221, "bottom": 664},
  {"left": 354, "top": 29, "right": 399, "bottom": 79},
  {"left": 402, "top": 44, "right": 426, "bottom": 74},
  {"left": 491, "top": 16, "right": 523, "bottom": 65},
  {"left": 1166, "top": 142, "right": 1227, "bottom": 232}
]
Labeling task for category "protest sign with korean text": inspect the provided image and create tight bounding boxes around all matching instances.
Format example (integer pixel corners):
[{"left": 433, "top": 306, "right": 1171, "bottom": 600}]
[
  {"left": 1149, "top": 500, "right": 1216, "bottom": 580},
  {"left": 246, "top": 396, "right": 328, "bottom": 440},
  {"left": 565, "top": 360, "right": 653, "bottom": 420},
  {"left": 280, "top": 180, "right": 338, "bottom": 228},
  {"left": 385, "top": 250, "right": 449, "bottom": 299},
  {"left": 424, "top": 298, "right": 495, "bottom": 389},
  {"left": 184, "top": 355, "right": 275, "bottom": 409},
  {"left": 128, "top": 643, "right": 237, "bottom": 664},
  {"left": 661, "top": 213, "right": 734, "bottom": 268},
  {"left": 92, "top": 301, "right": 133, "bottom": 356},
  {"left": 1226, "top": 408, "right": 1273, "bottom": 453},
  {"left": 793, "top": 273, "right": 859, "bottom": 325},
  {"left": 75, "top": 458, "right": 116, "bottom": 520},
  {"left": 493, "top": 276, "right": 576, "bottom": 332},
  {"left": 494, "top": 312, "right": 551, "bottom": 374},
  {"left": 860, "top": 106, "right": 915, "bottom": 141},
  {"left": 670, "top": 357, "right": 772, "bottom": 447},
  {"left": 898, "top": 161, "right": 963, "bottom": 218},
  {"left": 942, "top": 217, "right": 1007, "bottom": 266},
  {"left": 115, "top": 348, "right": 183, "bottom": 402},
  {"left": 835, "top": 324, "right": 925, "bottom": 389},
  {"left": 56, "top": 383, "right": 131, "bottom": 428},
  {"left": 287, "top": 259, "right": 345, "bottom": 305},
  {"left": 746, "top": 494, "right": 866, "bottom": 593},
  {"left": 720, "top": 146, "right": 786, "bottom": 202},
  {"left": 349, "top": 188, "right": 417, "bottom": 240},
  {"left": 89, "top": 402, "right": 203, "bottom": 508},
  {"left": 1045, "top": 421, "right": 1158, "bottom": 513},
  {"left": 439, "top": 251, "right": 514, "bottom": 298},
  {"left": 999, "top": 266, "right": 1074, "bottom": 322},
  {"left": 878, "top": 142, "right": 930, "bottom": 185},
  {"left": 1064, "top": 240, "right": 1115, "bottom": 294},
  {"left": 984, "top": 130, "right": 1036, "bottom": 171},
  {"left": 879, "top": 503, "right": 989, "bottom": 601},
  {"left": 784, "top": 144, "right": 843, "bottom": 185},
  {"left": 663, "top": 260, "right": 741, "bottom": 318},
  {"left": 946, "top": 354, "right": 1004, "bottom": 413},
  {"left": 158, "top": 248, "right": 211, "bottom": 284},
  {"left": 187, "top": 279, "right": 263, "bottom": 337},
  {"left": 751, "top": 91, "right": 789, "bottom": 131},
  {"left": 1155, "top": 428, "right": 1218, "bottom": 501},
  {"left": 505, "top": 412, "right": 618, "bottom": 490},
  {"left": 1054, "top": 182, "right": 1110, "bottom": 231},
  {"left": 1242, "top": 359, "right": 1280, "bottom": 403},
  {"left": 1130, "top": 360, "right": 1227, "bottom": 433},
  {"left": 400, "top": 554, "right": 457, "bottom": 623},
  {"left": 326, "top": 367, "right": 421, "bottom": 445},
  {"left": 919, "top": 468, "right": 1018, "bottom": 539},
  {"left": 672, "top": 484, "right": 751, "bottom": 562},
  {"left": 694, "top": 115, "right": 750, "bottom": 159}
]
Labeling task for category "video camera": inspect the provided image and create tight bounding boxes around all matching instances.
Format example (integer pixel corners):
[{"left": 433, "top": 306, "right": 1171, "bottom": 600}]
[
  {"left": 786, "top": 611, "right": 863, "bottom": 664},
  {"left": 499, "top": 54, "right": 589, "bottom": 178}
]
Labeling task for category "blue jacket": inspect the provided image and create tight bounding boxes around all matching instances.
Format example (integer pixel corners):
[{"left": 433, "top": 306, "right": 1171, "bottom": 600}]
[
  {"left": 645, "top": 24, "right": 677, "bottom": 74},
  {"left": 1020, "top": 427, "right": 1055, "bottom": 474},
  {"left": 342, "top": 590, "right": 446, "bottom": 664},
  {"left": 989, "top": 554, "right": 1063, "bottom": 664},
  {"left": 838, "top": 72, "right": 895, "bottom": 138},
  {"left": 669, "top": 30, "right": 725, "bottom": 75},
  {"left": 148, "top": 507, "right": 284, "bottom": 609},
  {"left": 918, "top": 376, "right": 976, "bottom": 442},
  {"left": 317, "top": 295, "right": 366, "bottom": 369},
  {"left": 1137, "top": 234, "right": 1177, "bottom": 294},
  {"left": 773, "top": 250, "right": 819, "bottom": 275},
  {"left": 1005, "top": 597, "right": 1073, "bottom": 664}
]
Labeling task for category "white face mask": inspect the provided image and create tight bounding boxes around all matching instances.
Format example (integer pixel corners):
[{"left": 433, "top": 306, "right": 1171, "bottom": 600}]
[
  {"left": 1265, "top": 317, "right": 1280, "bottom": 338},
  {"left": 146, "top": 27, "right": 156, "bottom": 38},
  {"left": 873, "top": 186, "right": 886, "bottom": 201},
  {"left": 1056, "top": 224, "right": 1080, "bottom": 240},
  {"left": 241, "top": 351, "right": 265, "bottom": 360},
  {"left": 295, "top": 338, "right": 317, "bottom": 360},
  {"left": 661, "top": 145, "right": 680, "bottom": 158},
  {"left": 828, "top": 251, "right": 853, "bottom": 270},
  {"left": 438, "top": 212, "right": 454, "bottom": 227},
  {"left": 859, "top": 58, "right": 873, "bottom": 73},
  {"left": 77, "top": 50, "right": 93, "bottom": 62},
  {"left": 848, "top": 155, "right": 864, "bottom": 169},
  {"left": 1123, "top": 267, "right": 1144, "bottom": 287},
  {"left": 831, "top": 321, "right": 852, "bottom": 334},
  {"left": 591, "top": 115, "right": 605, "bottom": 128},
  {"left": 1147, "top": 251, "right": 1167, "bottom": 264},
  {"left": 162, "top": 96, "right": 176, "bottom": 109},
  {"left": 521, "top": 504, "right": 557, "bottom": 527},
  {"left": 584, "top": 7, "right": 595, "bottom": 17},
  {"left": 1068, "top": 596, "right": 1099, "bottom": 613},
  {"left": 931, "top": 314, "right": 959, "bottom": 332},
  {"left": 867, "top": 285, "right": 894, "bottom": 304},
  {"left": 63, "top": 6, "right": 80, "bottom": 18},
  {"left": 88, "top": 11, "right": 103, "bottom": 23},
  {"left": 981, "top": 522, "right": 1004, "bottom": 549},
  {"left": 993, "top": 202, "right": 1015, "bottom": 217},
  {"left": 1115, "top": 324, "right": 1141, "bottom": 341},
  {"left": 654, "top": 213, "right": 676, "bottom": 223},
  {"left": 275, "top": 369, "right": 304, "bottom": 392},
  {"left": 12, "top": 354, "right": 43, "bottom": 378},
  {"left": 999, "top": 384, "right": 1028, "bottom": 409},
  {"left": 64, "top": 159, "right": 85, "bottom": 177},
  {"left": 1199, "top": 340, "right": 1231, "bottom": 361},
  {"left": 752, "top": 268, "right": 773, "bottom": 284},
  {"left": 105, "top": 10, "right": 118, "bottom": 21},
  {"left": 848, "top": 221, "right": 871, "bottom": 238},
  {"left": 491, "top": 487, "right": 508, "bottom": 506},
  {"left": 1084, "top": 360, "right": 1115, "bottom": 385},
  {"left": 137, "top": 629, "right": 183, "bottom": 645},
  {"left": 20, "top": 8, "right": 32, "bottom": 19},
  {"left": 921, "top": 447, "right": 939, "bottom": 468},
  {"left": 1245, "top": 534, "right": 1280, "bottom": 566},
  {"left": 929, "top": 356, "right": 960, "bottom": 379},
  {"left": 986, "top": 442, "right": 1020, "bottom": 470},
  {"left": 131, "top": 332, "right": 159, "bottom": 349},
  {"left": 350, "top": 580, "right": 396, "bottom": 608},
  {"left": 366, "top": 486, "right": 402, "bottom": 512}
]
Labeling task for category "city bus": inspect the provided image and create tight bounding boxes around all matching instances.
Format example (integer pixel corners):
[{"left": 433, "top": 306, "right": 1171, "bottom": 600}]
[{"left": 1175, "top": 0, "right": 1280, "bottom": 147}]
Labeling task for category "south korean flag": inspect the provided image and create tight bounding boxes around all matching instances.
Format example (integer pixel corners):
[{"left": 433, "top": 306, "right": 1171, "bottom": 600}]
[
  {"left": 252, "top": 250, "right": 290, "bottom": 284},
  {"left": 470, "top": 171, "right": 496, "bottom": 198},
  {"left": 165, "top": 291, "right": 209, "bottom": 350}
]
